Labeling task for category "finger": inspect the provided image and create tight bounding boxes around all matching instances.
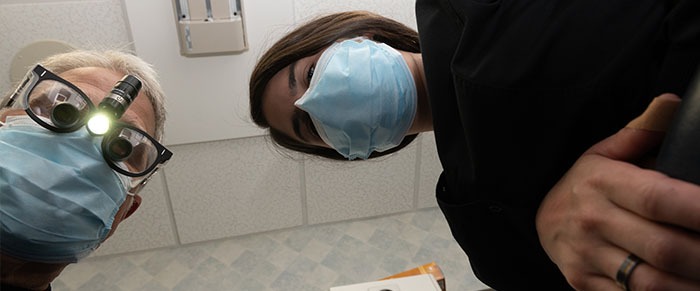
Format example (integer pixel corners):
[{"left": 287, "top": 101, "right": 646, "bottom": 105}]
[
  {"left": 571, "top": 245, "right": 633, "bottom": 291},
  {"left": 633, "top": 266, "right": 700, "bottom": 291},
  {"left": 585, "top": 125, "right": 666, "bottom": 161},
  {"left": 598, "top": 200, "right": 700, "bottom": 281},
  {"left": 592, "top": 246, "right": 700, "bottom": 291},
  {"left": 593, "top": 157, "right": 700, "bottom": 232},
  {"left": 585, "top": 94, "right": 681, "bottom": 160},
  {"left": 619, "top": 258, "right": 700, "bottom": 291},
  {"left": 625, "top": 93, "right": 681, "bottom": 132},
  {"left": 576, "top": 94, "right": 700, "bottom": 232},
  {"left": 577, "top": 275, "right": 620, "bottom": 291}
]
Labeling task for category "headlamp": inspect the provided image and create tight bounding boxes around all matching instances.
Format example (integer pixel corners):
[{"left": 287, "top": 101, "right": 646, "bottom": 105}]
[{"left": 86, "top": 75, "right": 142, "bottom": 135}]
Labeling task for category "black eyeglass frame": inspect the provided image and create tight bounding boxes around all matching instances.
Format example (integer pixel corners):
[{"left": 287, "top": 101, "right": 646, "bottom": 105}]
[{"left": 4, "top": 64, "right": 173, "bottom": 178}]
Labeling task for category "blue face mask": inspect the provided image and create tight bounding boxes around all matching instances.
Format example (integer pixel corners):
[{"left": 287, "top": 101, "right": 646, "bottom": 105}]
[
  {"left": 294, "top": 37, "right": 417, "bottom": 160},
  {"left": 0, "top": 116, "right": 129, "bottom": 263}
]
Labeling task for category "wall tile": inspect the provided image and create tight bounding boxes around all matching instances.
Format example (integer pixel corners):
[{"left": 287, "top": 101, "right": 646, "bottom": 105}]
[
  {"left": 0, "top": 0, "right": 130, "bottom": 91},
  {"left": 305, "top": 144, "right": 417, "bottom": 224},
  {"left": 293, "top": 0, "right": 417, "bottom": 30},
  {"left": 166, "top": 137, "right": 304, "bottom": 243},
  {"left": 92, "top": 172, "right": 177, "bottom": 257}
]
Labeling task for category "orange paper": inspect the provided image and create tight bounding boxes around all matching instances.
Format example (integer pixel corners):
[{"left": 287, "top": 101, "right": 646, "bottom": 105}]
[{"left": 381, "top": 262, "right": 446, "bottom": 291}]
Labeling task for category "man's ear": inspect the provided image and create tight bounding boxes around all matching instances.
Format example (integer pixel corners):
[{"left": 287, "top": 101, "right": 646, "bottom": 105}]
[
  {"left": 0, "top": 109, "right": 26, "bottom": 124},
  {"left": 104, "top": 194, "right": 142, "bottom": 240},
  {"left": 123, "top": 194, "right": 142, "bottom": 220}
]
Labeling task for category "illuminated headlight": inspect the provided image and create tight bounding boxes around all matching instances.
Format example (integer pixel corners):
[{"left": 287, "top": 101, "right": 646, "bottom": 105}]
[{"left": 87, "top": 112, "right": 111, "bottom": 135}]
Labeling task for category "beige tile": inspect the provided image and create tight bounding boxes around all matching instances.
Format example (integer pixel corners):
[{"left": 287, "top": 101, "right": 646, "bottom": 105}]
[
  {"left": 166, "top": 137, "right": 304, "bottom": 243},
  {"left": 305, "top": 145, "right": 417, "bottom": 224},
  {"left": 153, "top": 260, "right": 191, "bottom": 289}
]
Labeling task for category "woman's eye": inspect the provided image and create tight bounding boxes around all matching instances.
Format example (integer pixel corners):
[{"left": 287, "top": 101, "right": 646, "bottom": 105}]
[{"left": 306, "top": 65, "right": 315, "bottom": 83}]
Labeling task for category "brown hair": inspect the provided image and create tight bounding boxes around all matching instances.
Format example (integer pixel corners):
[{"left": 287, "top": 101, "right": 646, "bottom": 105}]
[{"left": 249, "top": 11, "right": 421, "bottom": 160}]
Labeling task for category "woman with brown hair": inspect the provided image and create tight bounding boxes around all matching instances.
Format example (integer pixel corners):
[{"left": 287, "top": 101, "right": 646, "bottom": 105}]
[
  {"left": 250, "top": 11, "right": 430, "bottom": 160},
  {"left": 250, "top": 5, "right": 700, "bottom": 290}
]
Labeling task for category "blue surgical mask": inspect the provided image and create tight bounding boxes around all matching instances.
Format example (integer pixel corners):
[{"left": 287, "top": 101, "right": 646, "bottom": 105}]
[
  {"left": 0, "top": 115, "right": 129, "bottom": 263},
  {"left": 294, "top": 37, "right": 417, "bottom": 160}
]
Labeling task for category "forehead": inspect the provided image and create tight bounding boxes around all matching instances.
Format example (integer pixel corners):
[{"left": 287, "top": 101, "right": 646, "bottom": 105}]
[{"left": 59, "top": 67, "right": 156, "bottom": 136}]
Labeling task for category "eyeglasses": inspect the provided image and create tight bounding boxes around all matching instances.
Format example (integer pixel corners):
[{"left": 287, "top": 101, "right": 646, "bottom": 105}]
[{"left": 3, "top": 64, "right": 172, "bottom": 190}]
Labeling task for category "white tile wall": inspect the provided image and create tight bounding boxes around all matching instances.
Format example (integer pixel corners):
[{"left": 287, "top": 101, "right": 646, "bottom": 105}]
[
  {"left": 305, "top": 143, "right": 417, "bottom": 225},
  {"left": 1, "top": 0, "right": 446, "bottom": 259},
  {"left": 0, "top": 0, "right": 131, "bottom": 92},
  {"left": 166, "top": 137, "right": 304, "bottom": 244},
  {"left": 293, "top": 0, "right": 417, "bottom": 30}
]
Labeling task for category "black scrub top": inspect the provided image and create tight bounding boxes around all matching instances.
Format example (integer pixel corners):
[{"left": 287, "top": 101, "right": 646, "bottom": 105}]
[
  {"left": 1, "top": 283, "right": 51, "bottom": 291},
  {"left": 415, "top": 0, "right": 700, "bottom": 289}
]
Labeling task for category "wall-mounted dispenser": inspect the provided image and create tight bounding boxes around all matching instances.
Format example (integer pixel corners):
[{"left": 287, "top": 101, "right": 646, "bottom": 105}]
[{"left": 172, "top": 0, "right": 247, "bottom": 56}]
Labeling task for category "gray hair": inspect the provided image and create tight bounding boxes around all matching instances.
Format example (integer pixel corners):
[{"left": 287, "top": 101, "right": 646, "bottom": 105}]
[{"left": 2, "top": 50, "right": 167, "bottom": 141}]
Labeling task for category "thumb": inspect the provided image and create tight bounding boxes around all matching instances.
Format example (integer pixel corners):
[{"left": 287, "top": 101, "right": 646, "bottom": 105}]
[{"left": 585, "top": 94, "right": 681, "bottom": 161}]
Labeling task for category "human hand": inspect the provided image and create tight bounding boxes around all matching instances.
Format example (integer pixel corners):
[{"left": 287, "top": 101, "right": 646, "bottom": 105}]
[{"left": 536, "top": 94, "right": 700, "bottom": 290}]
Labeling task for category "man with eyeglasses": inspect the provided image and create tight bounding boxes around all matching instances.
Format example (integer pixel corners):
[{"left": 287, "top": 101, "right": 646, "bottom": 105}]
[{"left": 0, "top": 49, "right": 171, "bottom": 291}]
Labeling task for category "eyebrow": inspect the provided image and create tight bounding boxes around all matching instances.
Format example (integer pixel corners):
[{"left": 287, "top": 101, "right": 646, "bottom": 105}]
[
  {"left": 288, "top": 61, "right": 307, "bottom": 142},
  {"left": 288, "top": 61, "right": 297, "bottom": 97},
  {"left": 119, "top": 115, "right": 143, "bottom": 131}
]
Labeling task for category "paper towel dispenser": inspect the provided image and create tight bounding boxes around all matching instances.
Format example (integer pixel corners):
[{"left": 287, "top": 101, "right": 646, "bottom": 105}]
[{"left": 172, "top": 0, "right": 247, "bottom": 56}]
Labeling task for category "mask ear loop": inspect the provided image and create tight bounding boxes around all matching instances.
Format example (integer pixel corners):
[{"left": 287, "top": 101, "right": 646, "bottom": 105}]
[
  {"left": 0, "top": 112, "right": 9, "bottom": 127},
  {"left": 124, "top": 176, "right": 138, "bottom": 197},
  {"left": 112, "top": 166, "right": 138, "bottom": 197}
]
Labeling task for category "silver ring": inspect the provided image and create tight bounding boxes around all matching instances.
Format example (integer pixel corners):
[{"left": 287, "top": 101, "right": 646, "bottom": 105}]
[{"left": 616, "top": 254, "right": 642, "bottom": 290}]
